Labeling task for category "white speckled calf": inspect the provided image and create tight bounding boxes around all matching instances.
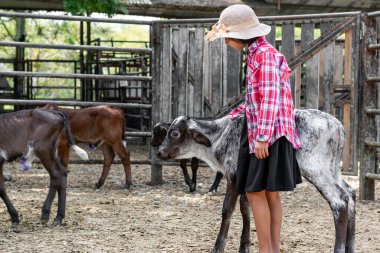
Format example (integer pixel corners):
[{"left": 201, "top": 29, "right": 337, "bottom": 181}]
[{"left": 157, "top": 109, "right": 355, "bottom": 253}]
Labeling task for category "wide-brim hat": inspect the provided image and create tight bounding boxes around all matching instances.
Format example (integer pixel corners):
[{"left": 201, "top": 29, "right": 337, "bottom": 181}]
[{"left": 205, "top": 4, "right": 271, "bottom": 42}]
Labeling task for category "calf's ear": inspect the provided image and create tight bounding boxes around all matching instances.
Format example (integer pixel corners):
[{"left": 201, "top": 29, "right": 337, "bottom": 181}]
[
  {"left": 188, "top": 129, "right": 212, "bottom": 147},
  {"left": 151, "top": 125, "right": 168, "bottom": 147}
]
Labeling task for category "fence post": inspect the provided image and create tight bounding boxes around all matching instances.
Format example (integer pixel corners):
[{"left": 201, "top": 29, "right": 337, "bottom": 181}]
[
  {"left": 359, "top": 14, "right": 378, "bottom": 200},
  {"left": 150, "top": 21, "right": 163, "bottom": 185}
]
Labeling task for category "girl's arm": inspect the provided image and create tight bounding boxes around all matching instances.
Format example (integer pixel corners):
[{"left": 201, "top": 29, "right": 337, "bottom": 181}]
[{"left": 228, "top": 102, "right": 246, "bottom": 120}]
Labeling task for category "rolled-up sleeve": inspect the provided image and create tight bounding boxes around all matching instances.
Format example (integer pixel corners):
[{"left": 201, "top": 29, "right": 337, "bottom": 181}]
[{"left": 228, "top": 102, "right": 246, "bottom": 120}]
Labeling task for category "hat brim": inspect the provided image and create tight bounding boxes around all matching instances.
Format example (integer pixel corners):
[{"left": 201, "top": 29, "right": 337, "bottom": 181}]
[{"left": 210, "top": 23, "right": 271, "bottom": 41}]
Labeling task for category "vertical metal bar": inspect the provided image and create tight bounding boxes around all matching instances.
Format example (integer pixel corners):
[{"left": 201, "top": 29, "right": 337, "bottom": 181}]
[
  {"left": 85, "top": 21, "right": 92, "bottom": 101},
  {"left": 80, "top": 21, "right": 85, "bottom": 101},
  {"left": 14, "top": 15, "right": 26, "bottom": 109}
]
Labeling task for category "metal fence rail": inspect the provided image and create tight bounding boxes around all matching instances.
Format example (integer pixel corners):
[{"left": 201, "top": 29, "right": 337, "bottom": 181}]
[
  {"left": 0, "top": 11, "right": 154, "bottom": 25},
  {"left": 0, "top": 41, "right": 152, "bottom": 53},
  {"left": 0, "top": 99, "right": 152, "bottom": 109},
  {"left": 0, "top": 71, "right": 152, "bottom": 81}
]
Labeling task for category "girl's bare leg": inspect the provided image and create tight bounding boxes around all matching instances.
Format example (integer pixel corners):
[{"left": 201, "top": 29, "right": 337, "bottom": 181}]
[
  {"left": 266, "top": 191, "right": 282, "bottom": 253},
  {"left": 246, "top": 191, "right": 272, "bottom": 253}
]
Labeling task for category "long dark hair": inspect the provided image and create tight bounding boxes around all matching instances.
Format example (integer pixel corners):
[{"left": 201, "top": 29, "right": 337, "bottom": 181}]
[
  {"left": 239, "top": 37, "right": 258, "bottom": 47},
  {"left": 238, "top": 37, "right": 258, "bottom": 92}
]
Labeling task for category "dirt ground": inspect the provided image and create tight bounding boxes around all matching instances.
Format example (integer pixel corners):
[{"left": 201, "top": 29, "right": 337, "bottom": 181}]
[{"left": 0, "top": 144, "right": 379, "bottom": 253}]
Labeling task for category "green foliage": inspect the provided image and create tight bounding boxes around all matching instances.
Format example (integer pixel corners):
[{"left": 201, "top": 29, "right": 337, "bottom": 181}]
[{"left": 63, "top": 0, "right": 128, "bottom": 16}]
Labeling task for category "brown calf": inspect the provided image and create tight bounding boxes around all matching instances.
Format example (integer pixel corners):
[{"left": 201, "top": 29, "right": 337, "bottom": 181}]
[
  {"left": 41, "top": 104, "right": 132, "bottom": 189},
  {"left": 0, "top": 109, "right": 88, "bottom": 226}
]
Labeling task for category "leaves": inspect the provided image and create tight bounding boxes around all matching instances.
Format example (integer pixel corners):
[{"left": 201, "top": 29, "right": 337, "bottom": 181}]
[{"left": 63, "top": 0, "right": 128, "bottom": 16}]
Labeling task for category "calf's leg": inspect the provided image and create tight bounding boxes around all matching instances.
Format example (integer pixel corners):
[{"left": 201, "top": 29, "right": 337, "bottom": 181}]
[
  {"left": 189, "top": 158, "right": 198, "bottom": 192},
  {"left": 302, "top": 172, "right": 349, "bottom": 253},
  {"left": 37, "top": 145, "right": 66, "bottom": 225},
  {"left": 239, "top": 194, "right": 251, "bottom": 253},
  {"left": 179, "top": 160, "right": 193, "bottom": 191},
  {"left": 0, "top": 163, "right": 20, "bottom": 225},
  {"left": 212, "top": 176, "right": 238, "bottom": 253},
  {"left": 113, "top": 141, "right": 132, "bottom": 189},
  {"left": 95, "top": 144, "right": 115, "bottom": 188},
  {"left": 54, "top": 158, "right": 68, "bottom": 225},
  {"left": 209, "top": 172, "right": 223, "bottom": 193},
  {"left": 342, "top": 180, "right": 356, "bottom": 253},
  {"left": 57, "top": 142, "right": 70, "bottom": 168}
]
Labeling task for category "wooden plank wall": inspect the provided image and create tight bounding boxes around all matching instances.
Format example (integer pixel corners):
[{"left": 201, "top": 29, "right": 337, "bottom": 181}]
[{"left": 159, "top": 25, "right": 241, "bottom": 120}]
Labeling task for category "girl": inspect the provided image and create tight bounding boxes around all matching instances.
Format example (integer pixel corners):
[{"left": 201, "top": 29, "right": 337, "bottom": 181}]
[{"left": 205, "top": 4, "right": 302, "bottom": 253}]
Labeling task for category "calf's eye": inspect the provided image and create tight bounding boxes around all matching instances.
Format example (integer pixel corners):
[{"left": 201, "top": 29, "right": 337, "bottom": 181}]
[{"left": 171, "top": 131, "right": 180, "bottom": 138}]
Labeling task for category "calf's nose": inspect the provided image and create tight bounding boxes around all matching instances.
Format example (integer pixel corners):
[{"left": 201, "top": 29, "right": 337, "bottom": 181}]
[{"left": 157, "top": 151, "right": 169, "bottom": 160}]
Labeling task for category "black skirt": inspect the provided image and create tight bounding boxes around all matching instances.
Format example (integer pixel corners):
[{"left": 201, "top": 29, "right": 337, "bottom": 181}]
[{"left": 236, "top": 116, "right": 302, "bottom": 194}]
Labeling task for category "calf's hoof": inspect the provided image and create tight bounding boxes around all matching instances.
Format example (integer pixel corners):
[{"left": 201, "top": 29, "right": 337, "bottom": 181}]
[
  {"left": 208, "top": 190, "right": 217, "bottom": 196},
  {"left": 40, "top": 217, "right": 49, "bottom": 224},
  {"left": 41, "top": 212, "right": 50, "bottom": 224},
  {"left": 239, "top": 245, "right": 250, "bottom": 253},
  {"left": 11, "top": 221, "right": 20, "bottom": 228},
  {"left": 124, "top": 183, "right": 131, "bottom": 190},
  {"left": 211, "top": 245, "right": 225, "bottom": 253},
  {"left": 189, "top": 183, "right": 196, "bottom": 192},
  {"left": 94, "top": 182, "right": 103, "bottom": 189},
  {"left": 11, "top": 215, "right": 20, "bottom": 225},
  {"left": 52, "top": 218, "right": 64, "bottom": 226}
]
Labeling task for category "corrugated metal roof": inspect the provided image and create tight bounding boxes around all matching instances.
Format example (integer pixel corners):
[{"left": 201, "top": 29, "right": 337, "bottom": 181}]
[
  {"left": 149, "top": 0, "right": 272, "bottom": 8},
  {"left": 122, "top": 0, "right": 274, "bottom": 17},
  {"left": 263, "top": 0, "right": 380, "bottom": 9},
  {"left": 126, "top": 0, "right": 152, "bottom": 5}
]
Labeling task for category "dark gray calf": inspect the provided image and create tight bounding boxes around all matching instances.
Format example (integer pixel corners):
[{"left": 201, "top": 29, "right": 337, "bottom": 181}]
[
  {"left": 157, "top": 109, "right": 355, "bottom": 253},
  {"left": 151, "top": 122, "right": 223, "bottom": 193},
  {"left": 0, "top": 109, "right": 88, "bottom": 226}
]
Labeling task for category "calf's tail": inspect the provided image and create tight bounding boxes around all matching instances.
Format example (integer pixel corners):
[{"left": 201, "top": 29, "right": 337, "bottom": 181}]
[
  {"left": 60, "top": 112, "right": 89, "bottom": 161},
  {"left": 121, "top": 111, "right": 127, "bottom": 147}
]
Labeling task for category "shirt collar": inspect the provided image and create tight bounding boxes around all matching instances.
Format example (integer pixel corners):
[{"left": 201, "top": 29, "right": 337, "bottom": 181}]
[{"left": 247, "top": 36, "right": 267, "bottom": 55}]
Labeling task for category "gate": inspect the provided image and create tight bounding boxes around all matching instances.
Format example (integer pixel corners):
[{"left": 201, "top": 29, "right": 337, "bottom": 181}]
[
  {"left": 0, "top": 11, "right": 152, "bottom": 140},
  {"left": 151, "top": 12, "right": 361, "bottom": 184}
]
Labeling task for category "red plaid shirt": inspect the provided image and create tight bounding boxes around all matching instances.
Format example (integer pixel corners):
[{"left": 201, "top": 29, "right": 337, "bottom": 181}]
[{"left": 228, "top": 36, "right": 301, "bottom": 153}]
